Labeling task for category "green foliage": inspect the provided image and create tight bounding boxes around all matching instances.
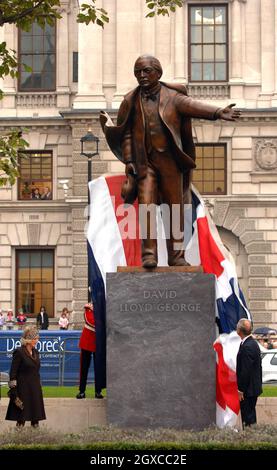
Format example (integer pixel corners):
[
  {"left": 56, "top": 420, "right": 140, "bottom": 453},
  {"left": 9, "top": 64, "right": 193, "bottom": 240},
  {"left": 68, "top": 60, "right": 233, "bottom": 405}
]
[
  {"left": 0, "top": 1, "right": 62, "bottom": 32},
  {"left": 77, "top": 2, "right": 109, "bottom": 28},
  {"left": 0, "top": 130, "right": 29, "bottom": 187},
  {"left": 145, "top": 0, "right": 183, "bottom": 18},
  {"left": 0, "top": 42, "right": 17, "bottom": 80}
]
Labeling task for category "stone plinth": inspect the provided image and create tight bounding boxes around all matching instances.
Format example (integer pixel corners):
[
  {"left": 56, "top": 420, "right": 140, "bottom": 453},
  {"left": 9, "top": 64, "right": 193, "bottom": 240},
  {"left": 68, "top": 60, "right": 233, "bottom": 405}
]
[
  {"left": 117, "top": 266, "right": 203, "bottom": 273},
  {"left": 0, "top": 398, "right": 107, "bottom": 432},
  {"left": 106, "top": 271, "right": 216, "bottom": 430}
]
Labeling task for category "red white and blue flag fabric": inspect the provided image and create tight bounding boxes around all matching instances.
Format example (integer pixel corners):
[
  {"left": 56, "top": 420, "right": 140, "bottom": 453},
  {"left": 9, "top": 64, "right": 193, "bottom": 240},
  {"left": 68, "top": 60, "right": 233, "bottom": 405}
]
[
  {"left": 87, "top": 174, "right": 251, "bottom": 427},
  {"left": 213, "top": 332, "right": 241, "bottom": 427}
]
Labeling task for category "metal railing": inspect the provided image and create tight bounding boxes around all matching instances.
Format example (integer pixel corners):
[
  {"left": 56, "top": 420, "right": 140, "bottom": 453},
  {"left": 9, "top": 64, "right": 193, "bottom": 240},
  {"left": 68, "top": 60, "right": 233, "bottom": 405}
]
[{"left": 0, "top": 333, "right": 93, "bottom": 387}]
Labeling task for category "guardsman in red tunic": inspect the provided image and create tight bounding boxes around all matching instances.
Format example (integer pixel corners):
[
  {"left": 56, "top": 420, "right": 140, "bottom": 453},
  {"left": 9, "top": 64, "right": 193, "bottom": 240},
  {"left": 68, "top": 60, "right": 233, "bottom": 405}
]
[{"left": 76, "top": 303, "right": 103, "bottom": 399}]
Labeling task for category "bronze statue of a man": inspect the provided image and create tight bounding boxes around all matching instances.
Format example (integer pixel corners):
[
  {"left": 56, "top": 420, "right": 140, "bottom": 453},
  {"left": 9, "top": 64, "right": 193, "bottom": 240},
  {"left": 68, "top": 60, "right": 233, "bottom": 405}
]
[{"left": 100, "top": 55, "right": 240, "bottom": 268}]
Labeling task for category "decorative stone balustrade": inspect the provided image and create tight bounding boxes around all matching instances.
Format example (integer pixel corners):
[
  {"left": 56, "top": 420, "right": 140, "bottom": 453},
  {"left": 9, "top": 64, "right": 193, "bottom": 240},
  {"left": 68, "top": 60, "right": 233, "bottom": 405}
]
[
  {"left": 16, "top": 93, "right": 57, "bottom": 107},
  {"left": 187, "top": 84, "right": 230, "bottom": 100}
]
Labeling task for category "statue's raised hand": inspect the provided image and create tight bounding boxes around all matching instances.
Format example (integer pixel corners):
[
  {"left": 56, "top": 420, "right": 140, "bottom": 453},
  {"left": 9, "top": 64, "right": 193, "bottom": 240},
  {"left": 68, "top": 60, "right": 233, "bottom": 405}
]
[{"left": 218, "top": 103, "right": 241, "bottom": 121}]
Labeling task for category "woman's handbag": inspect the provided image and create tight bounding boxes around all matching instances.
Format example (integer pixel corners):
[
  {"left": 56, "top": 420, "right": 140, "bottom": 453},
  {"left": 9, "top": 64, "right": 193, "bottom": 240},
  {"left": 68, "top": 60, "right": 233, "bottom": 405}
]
[{"left": 7, "top": 387, "right": 24, "bottom": 410}]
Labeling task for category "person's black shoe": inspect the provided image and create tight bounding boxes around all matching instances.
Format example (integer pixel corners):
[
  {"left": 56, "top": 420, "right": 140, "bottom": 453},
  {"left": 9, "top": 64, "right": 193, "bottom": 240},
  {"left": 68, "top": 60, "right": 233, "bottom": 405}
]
[
  {"left": 95, "top": 392, "right": 104, "bottom": 399},
  {"left": 76, "top": 392, "right": 86, "bottom": 399}
]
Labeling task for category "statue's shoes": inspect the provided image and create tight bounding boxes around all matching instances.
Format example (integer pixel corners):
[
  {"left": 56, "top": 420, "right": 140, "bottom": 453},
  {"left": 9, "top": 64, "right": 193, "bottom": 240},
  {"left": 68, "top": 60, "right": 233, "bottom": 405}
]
[
  {"left": 168, "top": 259, "right": 190, "bottom": 267},
  {"left": 142, "top": 258, "right": 157, "bottom": 269}
]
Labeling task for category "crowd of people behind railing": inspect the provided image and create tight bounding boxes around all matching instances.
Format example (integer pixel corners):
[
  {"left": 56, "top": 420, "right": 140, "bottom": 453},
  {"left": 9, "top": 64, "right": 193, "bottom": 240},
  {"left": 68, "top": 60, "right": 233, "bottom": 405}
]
[
  {"left": 253, "top": 333, "right": 277, "bottom": 350},
  {"left": 0, "top": 306, "right": 72, "bottom": 331}
]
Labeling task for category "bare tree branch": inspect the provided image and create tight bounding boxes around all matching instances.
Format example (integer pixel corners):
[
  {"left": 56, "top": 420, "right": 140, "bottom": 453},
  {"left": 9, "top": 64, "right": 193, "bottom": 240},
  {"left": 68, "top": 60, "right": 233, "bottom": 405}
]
[{"left": 0, "top": 0, "right": 46, "bottom": 26}]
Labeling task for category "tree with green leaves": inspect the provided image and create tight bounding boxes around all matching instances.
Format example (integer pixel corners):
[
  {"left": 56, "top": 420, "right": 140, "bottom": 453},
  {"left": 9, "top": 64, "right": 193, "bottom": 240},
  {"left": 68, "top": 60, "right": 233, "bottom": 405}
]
[
  {"left": 0, "top": 0, "right": 183, "bottom": 187},
  {"left": 145, "top": 0, "right": 183, "bottom": 18}
]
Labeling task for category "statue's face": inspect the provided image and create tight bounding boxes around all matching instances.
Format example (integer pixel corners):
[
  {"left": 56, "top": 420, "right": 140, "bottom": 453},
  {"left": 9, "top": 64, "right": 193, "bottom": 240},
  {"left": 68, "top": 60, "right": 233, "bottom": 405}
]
[{"left": 134, "top": 58, "right": 160, "bottom": 89}]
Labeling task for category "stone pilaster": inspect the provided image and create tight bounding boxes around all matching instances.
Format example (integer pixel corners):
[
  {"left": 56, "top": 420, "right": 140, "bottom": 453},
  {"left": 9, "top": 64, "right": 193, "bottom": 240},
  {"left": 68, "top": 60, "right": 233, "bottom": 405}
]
[
  {"left": 141, "top": 1, "right": 155, "bottom": 55},
  {"left": 73, "top": 0, "right": 106, "bottom": 109},
  {"left": 259, "top": 0, "right": 275, "bottom": 104},
  {"left": 2, "top": 24, "right": 16, "bottom": 109},
  {"left": 155, "top": 11, "right": 172, "bottom": 81},
  {"left": 243, "top": 0, "right": 260, "bottom": 92},
  {"left": 229, "top": 0, "right": 246, "bottom": 104},
  {"left": 174, "top": 2, "right": 186, "bottom": 82},
  {"left": 103, "top": 0, "right": 116, "bottom": 107},
  {"left": 112, "top": 0, "right": 141, "bottom": 107},
  {"left": 230, "top": 0, "right": 243, "bottom": 81},
  {"left": 271, "top": 0, "right": 277, "bottom": 105},
  {"left": 56, "top": 1, "right": 71, "bottom": 108}
]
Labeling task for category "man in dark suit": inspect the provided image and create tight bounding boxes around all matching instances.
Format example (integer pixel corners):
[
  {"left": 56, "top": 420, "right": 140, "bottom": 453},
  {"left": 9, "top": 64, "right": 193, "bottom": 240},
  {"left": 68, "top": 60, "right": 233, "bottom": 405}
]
[
  {"left": 100, "top": 55, "right": 240, "bottom": 268},
  {"left": 236, "top": 318, "right": 263, "bottom": 427},
  {"left": 36, "top": 306, "right": 49, "bottom": 330}
]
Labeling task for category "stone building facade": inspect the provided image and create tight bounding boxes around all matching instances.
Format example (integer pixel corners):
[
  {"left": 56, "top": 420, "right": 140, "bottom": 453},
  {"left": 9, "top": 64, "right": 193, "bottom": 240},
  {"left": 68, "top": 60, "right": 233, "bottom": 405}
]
[{"left": 0, "top": 0, "right": 277, "bottom": 328}]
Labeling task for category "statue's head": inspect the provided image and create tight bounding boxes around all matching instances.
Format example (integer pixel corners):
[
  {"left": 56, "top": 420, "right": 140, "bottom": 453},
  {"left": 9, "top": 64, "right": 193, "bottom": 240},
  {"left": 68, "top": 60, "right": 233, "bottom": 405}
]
[{"left": 134, "top": 55, "right": 163, "bottom": 89}]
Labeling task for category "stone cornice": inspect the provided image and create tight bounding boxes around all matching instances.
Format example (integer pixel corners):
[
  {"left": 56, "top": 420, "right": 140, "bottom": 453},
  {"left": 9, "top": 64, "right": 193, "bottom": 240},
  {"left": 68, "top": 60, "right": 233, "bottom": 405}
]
[
  {"left": 1, "top": 107, "right": 277, "bottom": 127},
  {"left": 65, "top": 197, "right": 87, "bottom": 207},
  {"left": 59, "top": 109, "right": 117, "bottom": 123},
  {"left": 206, "top": 195, "right": 277, "bottom": 208},
  {"left": 0, "top": 202, "right": 71, "bottom": 212},
  {"left": 0, "top": 108, "right": 277, "bottom": 127},
  {"left": 2, "top": 196, "right": 276, "bottom": 211},
  {"left": 62, "top": 108, "right": 277, "bottom": 124},
  {"left": 0, "top": 116, "right": 68, "bottom": 130},
  {"left": 195, "top": 108, "right": 277, "bottom": 124}
]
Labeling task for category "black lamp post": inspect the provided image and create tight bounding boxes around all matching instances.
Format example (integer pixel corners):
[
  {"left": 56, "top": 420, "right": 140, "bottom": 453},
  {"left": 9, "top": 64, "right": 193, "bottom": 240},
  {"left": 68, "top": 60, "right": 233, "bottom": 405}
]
[
  {"left": 80, "top": 129, "right": 99, "bottom": 207},
  {"left": 80, "top": 129, "right": 99, "bottom": 302}
]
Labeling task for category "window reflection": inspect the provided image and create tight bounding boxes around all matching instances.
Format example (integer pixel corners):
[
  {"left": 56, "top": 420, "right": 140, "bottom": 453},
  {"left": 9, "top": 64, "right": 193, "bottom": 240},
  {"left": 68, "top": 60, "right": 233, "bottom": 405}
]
[
  {"left": 203, "top": 26, "right": 214, "bottom": 43},
  {"left": 203, "top": 63, "right": 214, "bottom": 80},
  {"left": 19, "top": 22, "right": 56, "bottom": 91},
  {"left": 193, "top": 144, "right": 227, "bottom": 194},
  {"left": 189, "top": 5, "right": 227, "bottom": 82},
  {"left": 203, "top": 7, "right": 215, "bottom": 24},
  {"left": 215, "top": 7, "right": 226, "bottom": 24},
  {"left": 18, "top": 151, "right": 53, "bottom": 201},
  {"left": 16, "top": 250, "right": 54, "bottom": 317}
]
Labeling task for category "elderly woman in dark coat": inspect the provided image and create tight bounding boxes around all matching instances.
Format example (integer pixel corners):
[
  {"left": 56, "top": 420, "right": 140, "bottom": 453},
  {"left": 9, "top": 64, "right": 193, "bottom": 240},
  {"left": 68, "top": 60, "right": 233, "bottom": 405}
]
[{"left": 5, "top": 326, "right": 46, "bottom": 427}]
